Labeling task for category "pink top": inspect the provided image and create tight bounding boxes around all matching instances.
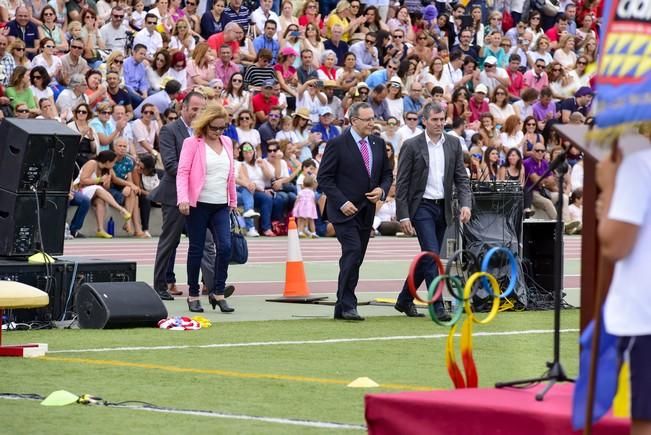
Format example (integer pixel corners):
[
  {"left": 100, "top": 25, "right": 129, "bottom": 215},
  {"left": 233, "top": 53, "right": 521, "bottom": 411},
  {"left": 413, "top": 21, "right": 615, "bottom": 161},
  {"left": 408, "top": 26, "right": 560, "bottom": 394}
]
[{"left": 176, "top": 134, "right": 237, "bottom": 208}]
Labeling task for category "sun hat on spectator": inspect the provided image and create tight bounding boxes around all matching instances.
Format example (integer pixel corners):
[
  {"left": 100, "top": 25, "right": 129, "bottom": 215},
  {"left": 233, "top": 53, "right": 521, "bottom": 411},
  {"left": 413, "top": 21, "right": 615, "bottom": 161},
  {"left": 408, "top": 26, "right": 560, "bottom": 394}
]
[
  {"left": 423, "top": 5, "right": 438, "bottom": 21},
  {"left": 575, "top": 86, "right": 594, "bottom": 97},
  {"left": 357, "top": 82, "right": 370, "bottom": 91},
  {"left": 262, "top": 78, "right": 276, "bottom": 88},
  {"left": 319, "top": 106, "right": 333, "bottom": 116},
  {"left": 484, "top": 56, "right": 498, "bottom": 66},
  {"left": 324, "top": 80, "right": 338, "bottom": 88},
  {"left": 293, "top": 108, "right": 311, "bottom": 120},
  {"left": 208, "top": 78, "right": 223, "bottom": 88},
  {"left": 389, "top": 77, "right": 402, "bottom": 88},
  {"left": 475, "top": 83, "right": 489, "bottom": 94},
  {"left": 242, "top": 143, "right": 255, "bottom": 152},
  {"left": 280, "top": 46, "right": 299, "bottom": 57}
]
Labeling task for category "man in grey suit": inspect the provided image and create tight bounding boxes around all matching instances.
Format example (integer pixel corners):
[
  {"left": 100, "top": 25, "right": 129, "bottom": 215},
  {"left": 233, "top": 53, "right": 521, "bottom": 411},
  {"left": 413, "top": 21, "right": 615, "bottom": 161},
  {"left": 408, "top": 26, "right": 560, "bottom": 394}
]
[
  {"left": 395, "top": 102, "right": 472, "bottom": 319},
  {"left": 149, "top": 91, "right": 218, "bottom": 300}
]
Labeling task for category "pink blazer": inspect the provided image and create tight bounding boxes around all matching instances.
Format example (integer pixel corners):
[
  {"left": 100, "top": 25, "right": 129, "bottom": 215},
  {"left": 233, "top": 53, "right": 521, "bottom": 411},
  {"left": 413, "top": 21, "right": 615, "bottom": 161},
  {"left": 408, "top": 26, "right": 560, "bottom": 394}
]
[{"left": 176, "top": 134, "right": 237, "bottom": 208}]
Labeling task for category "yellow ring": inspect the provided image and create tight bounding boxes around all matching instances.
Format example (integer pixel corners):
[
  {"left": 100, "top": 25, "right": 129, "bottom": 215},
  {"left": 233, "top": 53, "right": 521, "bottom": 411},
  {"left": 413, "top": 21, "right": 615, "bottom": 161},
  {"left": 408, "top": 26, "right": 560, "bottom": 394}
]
[{"left": 463, "top": 272, "right": 501, "bottom": 324}]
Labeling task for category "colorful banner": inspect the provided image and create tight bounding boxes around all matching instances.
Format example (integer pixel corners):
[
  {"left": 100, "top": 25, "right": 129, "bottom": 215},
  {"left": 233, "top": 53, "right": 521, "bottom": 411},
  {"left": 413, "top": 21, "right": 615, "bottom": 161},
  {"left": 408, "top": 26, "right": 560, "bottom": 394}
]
[{"left": 596, "top": 0, "right": 651, "bottom": 129}]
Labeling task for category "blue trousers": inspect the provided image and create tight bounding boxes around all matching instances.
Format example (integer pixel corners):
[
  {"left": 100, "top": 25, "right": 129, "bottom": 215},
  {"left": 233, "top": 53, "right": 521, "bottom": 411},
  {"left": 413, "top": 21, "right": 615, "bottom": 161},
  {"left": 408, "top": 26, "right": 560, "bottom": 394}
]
[
  {"left": 397, "top": 200, "right": 447, "bottom": 307},
  {"left": 69, "top": 191, "right": 90, "bottom": 234},
  {"left": 186, "top": 202, "right": 231, "bottom": 297}
]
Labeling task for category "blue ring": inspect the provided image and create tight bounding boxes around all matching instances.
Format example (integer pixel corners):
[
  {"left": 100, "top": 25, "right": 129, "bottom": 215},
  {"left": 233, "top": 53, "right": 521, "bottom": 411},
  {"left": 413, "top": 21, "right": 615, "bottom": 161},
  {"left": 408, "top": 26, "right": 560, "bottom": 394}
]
[{"left": 480, "top": 247, "right": 518, "bottom": 299}]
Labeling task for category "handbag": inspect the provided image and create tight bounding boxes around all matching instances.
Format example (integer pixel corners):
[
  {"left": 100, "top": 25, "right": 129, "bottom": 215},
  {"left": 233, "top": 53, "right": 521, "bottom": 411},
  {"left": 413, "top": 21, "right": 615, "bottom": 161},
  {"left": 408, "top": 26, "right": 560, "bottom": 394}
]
[
  {"left": 229, "top": 210, "right": 248, "bottom": 265},
  {"left": 502, "top": 10, "right": 514, "bottom": 33}
]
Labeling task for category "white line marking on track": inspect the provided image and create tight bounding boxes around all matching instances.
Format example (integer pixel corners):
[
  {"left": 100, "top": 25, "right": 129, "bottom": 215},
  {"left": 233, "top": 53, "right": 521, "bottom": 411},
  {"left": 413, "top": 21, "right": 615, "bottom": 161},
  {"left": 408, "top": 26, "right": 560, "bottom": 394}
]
[
  {"left": 0, "top": 396, "right": 365, "bottom": 431},
  {"left": 50, "top": 328, "right": 579, "bottom": 354}
]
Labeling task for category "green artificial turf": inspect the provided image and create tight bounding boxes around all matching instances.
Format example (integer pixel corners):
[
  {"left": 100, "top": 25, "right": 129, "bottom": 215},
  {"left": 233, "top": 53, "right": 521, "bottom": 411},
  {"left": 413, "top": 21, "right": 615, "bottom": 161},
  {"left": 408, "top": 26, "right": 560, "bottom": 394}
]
[{"left": 1, "top": 310, "right": 581, "bottom": 433}]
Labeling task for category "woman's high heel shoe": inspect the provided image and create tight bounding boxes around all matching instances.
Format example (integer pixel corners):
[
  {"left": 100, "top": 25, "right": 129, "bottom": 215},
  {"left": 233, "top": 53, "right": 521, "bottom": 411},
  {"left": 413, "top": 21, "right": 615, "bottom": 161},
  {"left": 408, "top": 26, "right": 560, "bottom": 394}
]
[
  {"left": 209, "top": 294, "right": 234, "bottom": 313},
  {"left": 187, "top": 298, "right": 204, "bottom": 313}
]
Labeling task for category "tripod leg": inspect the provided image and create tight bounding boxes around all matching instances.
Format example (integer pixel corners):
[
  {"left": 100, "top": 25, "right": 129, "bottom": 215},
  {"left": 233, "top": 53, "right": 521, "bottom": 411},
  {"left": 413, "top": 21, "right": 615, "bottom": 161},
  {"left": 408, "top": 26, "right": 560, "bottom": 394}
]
[
  {"left": 535, "top": 378, "right": 558, "bottom": 401},
  {"left": 495, "top": 374, "right": 553, "bottom": 389}
]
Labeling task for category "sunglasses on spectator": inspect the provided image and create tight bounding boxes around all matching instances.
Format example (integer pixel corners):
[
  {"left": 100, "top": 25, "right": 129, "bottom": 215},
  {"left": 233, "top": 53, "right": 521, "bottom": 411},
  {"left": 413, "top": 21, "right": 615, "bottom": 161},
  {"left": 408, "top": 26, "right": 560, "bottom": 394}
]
[
  {"left": 365, "top": 39, "right": 375, "bottom": 44},
  {"left": 14, "top": 47, "right": 25, "bottom": 51},
  {"left": 387, "top": 121, "right": 398, "bottom": 126},
  {"left": 268, "top": 114, "right": 280, "bottom": 119},
  {"left": 232, "top": 78, "right": 242, "bottom": 82},
  {"left": 113, "top": 14, "right": 124, "bottom": 18},
  {"left": 552, "top": 68, "right": 562, "bottom": 72},
  {"left": 114, "top": 59, "right": 124, "bottom": 64},
  {"left": 526, "top": 122, "right": 536, "bottom": 126},
  {"left": 407, "top": 117, "right": 418, "bottom": 121},
  {"left": 392, "top": 34, "right": 403, "bottom": 39},
  {"left": 208, "top": 124, "right": 225, "bottom": 133},
  {"left": 71, "top": 45, "right": 84, "bottom": 50},
  {"left": 535, "top": 64, "right": 544, "bottom": 68},
  {"left": 43, "top": 12, "right": 54, "bottom": 16},
  {"left": 268, "top": 148, "right": 278, "bottom": 152},
  {"left": 186, "top": 1, "right": 196, "bottom": 4},
  {"left": 143, "top": 110, "right": 155, "bottom": 115},
  {"left": 167, "top": 115, "right": 178, "bottom": 120},
  {"left": 577, "top": 60, "right": 587, "bottom": 65},
  {"left": 76, "top": 110, "right": 88, "bottom": 114},
  {"left": 147, "top": 20, "right": 157, "bottom": 25},
  {"left": 16, "top": 109, "right": 29, "bottom": 113},
  {"left": 485, "top": 64, "right": 495, "bottom": 68},
  {"left": 534, "top": 148, "right": 545, "bottom": 153},
  {"left": 239, "top": 116, "right": 250, "bottom": 121},
  {"left": 101, "top": 110, "right": 113, "bottom": 114}
]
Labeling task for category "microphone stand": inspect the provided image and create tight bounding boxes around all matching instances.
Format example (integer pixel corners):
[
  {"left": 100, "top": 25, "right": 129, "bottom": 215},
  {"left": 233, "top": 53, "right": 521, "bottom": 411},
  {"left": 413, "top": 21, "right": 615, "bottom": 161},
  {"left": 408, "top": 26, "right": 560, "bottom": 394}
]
[{"left": 494, "top": 152, "right": 573, "bottom": 400}]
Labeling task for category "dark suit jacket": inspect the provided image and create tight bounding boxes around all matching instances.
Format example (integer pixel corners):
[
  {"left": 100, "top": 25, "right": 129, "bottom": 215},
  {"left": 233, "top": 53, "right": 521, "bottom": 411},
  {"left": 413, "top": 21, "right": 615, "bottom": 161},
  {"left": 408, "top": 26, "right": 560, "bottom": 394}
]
[
  {"left": 148, "top": 119, "right": 190, "bottom": 206},
  {"left": 396, "top": 132, "right": 471, "bottom": 225},
  {"left": 317, "top": 129, "right": 393, "bottom": 225}
]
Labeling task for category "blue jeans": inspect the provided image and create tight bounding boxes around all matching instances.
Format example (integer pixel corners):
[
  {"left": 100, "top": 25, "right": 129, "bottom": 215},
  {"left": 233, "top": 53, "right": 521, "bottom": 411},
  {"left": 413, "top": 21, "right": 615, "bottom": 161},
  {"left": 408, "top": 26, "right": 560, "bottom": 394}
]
[
  {"left": 185, "top": 202, "right": 231, "bottom": 297},
  {"left": 254, "top": 191, "right": 273, "bottom": 231},
  {"left": 69, "top": 191, "right": 90, "bottom": 234},
  {"left": 237, "top": 186, "right": 255, "bottom": 229},
  {"left": 397, "top": 200, "right": 447, "bottom": 306}
]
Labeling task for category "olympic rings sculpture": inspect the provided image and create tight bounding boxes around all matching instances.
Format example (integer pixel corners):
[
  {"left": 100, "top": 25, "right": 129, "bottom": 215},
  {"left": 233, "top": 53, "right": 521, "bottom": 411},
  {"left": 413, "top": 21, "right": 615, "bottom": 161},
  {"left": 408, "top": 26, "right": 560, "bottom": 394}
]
[{"left": 406, "top": 248, "right": 519, "bottom": 388}]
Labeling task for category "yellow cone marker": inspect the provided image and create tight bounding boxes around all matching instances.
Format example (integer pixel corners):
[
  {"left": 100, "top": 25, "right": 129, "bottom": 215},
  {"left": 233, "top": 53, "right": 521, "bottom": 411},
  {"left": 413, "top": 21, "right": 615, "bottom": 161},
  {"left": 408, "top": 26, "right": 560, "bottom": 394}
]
[{"left": 347, "top": 377, "right": 380, "bottom": 388}]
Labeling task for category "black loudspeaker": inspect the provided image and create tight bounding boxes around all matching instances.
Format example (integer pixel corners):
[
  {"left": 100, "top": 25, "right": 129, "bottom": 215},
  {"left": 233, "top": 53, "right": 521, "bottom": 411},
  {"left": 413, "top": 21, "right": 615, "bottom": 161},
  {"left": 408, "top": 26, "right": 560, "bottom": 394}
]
[
  {"left": 522, "top": 220, "right": 557, "bottom": 294},
  {"left": 0, "top": 190, "right": 68, "bottom": 257},
  {"left": 75, "top": 282, "right": 168, "bottom": 329},
  {"left": 0, "top": 119, "right": 81, "bottom": 194}
]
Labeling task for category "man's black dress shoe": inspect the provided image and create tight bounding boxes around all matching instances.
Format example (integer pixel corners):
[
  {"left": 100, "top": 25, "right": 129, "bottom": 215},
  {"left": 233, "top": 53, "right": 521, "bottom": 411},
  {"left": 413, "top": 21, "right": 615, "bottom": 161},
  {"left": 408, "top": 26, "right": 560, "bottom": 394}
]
[
  {"left": 435, "top": 309, "right": 452, "bottom": 322},
  {"left": 157, "top": 289, "right": 174, "bottom": 301},
  {"left": 394, "top": 302, "right": 425, "bottom": 317},
  {"left": 334, "top": 310, "right": 365, "bottom": 321}
]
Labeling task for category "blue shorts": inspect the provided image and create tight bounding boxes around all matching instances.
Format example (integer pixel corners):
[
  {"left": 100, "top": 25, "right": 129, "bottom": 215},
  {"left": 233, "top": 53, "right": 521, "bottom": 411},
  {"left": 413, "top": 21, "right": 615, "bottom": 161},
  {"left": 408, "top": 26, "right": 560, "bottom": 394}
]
[
  {"left": 109, "top": 187, "right": 125, "bottom": 205},
  {"left": 618, "top": 335, "right": 651, "bottom": 421}
]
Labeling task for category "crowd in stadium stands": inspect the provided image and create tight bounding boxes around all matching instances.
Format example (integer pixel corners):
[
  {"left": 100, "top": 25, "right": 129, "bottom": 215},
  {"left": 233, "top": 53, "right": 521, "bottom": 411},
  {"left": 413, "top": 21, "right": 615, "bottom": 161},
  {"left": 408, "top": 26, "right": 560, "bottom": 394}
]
[{"left": 0, "top": 0, "right": 599, "bottom": 238}]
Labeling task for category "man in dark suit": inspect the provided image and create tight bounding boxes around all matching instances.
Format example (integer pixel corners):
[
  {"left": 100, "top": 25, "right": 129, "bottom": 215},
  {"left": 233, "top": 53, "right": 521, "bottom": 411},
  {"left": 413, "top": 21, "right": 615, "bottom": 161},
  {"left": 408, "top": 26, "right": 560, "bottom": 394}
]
[
  {"left": 317, "top": 102, "right": 393, "bottom": 321},
  {"left": 395, "top": 102, "right": 472, "bottom": 319},
  {"left": 149, "top": 92, "right": 219, "bottom": 300}
]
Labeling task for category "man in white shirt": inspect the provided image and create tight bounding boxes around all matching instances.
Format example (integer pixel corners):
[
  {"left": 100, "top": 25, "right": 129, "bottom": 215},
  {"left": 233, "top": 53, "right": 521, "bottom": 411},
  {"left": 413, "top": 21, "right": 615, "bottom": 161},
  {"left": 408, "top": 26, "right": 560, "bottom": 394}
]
[
  {"left": 250, "top": 0, "right": 279, "bottom": 36},
  {"left": 99, "top": 6, "right": 130, "bottom": 53},
  {"left": 395, "top": 111, "right": 422, "bottom": 154},
  {"left": 56, "top": 74, "right": 89, "bottom": 120},
  {"left": 394, "top": 102, "right": 471, "bottom": 319},
  {"left": 133, "top": 13, "right": 163, "bottom": 59},
  {"left": 479, "top": 55, "right": 511, "bottom": 97}
]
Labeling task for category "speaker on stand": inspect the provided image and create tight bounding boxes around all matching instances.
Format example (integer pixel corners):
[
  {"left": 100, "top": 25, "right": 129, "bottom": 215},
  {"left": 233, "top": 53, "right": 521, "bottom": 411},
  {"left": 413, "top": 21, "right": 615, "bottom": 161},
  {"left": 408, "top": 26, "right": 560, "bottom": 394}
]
[{"left": 0, "top": 119, "right": 80, "bottom": 257}]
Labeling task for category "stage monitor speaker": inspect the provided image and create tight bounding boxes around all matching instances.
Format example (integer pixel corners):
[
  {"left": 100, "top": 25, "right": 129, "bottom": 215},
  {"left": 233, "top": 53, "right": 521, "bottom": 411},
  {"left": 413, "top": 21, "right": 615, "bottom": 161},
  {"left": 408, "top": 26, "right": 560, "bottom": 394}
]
[
  {"left": 0, "top": 190, "right": 68, "bottom": 257},
  {"left": 0, "top": 119, "right": 81, "bottom": 194},
  {"left": 523, "top": 220, "right": 557, "bottom": 294},
  {"left": 75, "top": 282, "right": 168, "bottom": 329}
]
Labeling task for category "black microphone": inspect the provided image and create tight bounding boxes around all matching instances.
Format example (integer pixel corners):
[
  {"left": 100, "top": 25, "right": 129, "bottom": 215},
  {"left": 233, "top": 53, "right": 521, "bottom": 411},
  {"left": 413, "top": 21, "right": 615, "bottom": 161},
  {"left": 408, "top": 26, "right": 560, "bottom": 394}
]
[{"left": 548, "top": 151, "right": 567, "bottom": 174}]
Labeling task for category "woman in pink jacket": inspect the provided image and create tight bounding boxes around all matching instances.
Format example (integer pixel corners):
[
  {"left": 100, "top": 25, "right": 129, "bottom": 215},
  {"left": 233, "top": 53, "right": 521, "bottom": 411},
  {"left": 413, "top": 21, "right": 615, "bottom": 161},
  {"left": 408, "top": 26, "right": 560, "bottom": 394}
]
[{"left": 177, "top": 104, "right": 237, "bottom": 313}]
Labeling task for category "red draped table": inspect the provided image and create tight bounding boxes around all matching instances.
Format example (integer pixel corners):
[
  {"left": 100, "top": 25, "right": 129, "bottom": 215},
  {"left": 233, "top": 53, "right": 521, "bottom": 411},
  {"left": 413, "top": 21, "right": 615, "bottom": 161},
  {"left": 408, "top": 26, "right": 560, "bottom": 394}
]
[{"left": 365, "top": 384, "right": 628, "bottom": 435}]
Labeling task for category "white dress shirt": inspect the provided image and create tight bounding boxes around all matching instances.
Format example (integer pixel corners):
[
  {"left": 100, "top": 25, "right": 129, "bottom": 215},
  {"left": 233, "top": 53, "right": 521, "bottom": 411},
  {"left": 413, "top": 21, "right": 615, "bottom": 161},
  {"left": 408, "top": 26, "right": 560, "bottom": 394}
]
[{"left": 423, "top": 132, "right": 445, "bottom": 200}]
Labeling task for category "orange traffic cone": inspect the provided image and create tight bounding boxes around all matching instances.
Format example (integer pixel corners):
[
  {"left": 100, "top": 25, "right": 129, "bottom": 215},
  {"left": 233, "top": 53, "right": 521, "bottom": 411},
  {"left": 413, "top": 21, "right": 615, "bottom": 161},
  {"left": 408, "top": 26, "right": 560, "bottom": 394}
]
[{"left": 266, "top": 217, "right": 327, "bottom": 303}]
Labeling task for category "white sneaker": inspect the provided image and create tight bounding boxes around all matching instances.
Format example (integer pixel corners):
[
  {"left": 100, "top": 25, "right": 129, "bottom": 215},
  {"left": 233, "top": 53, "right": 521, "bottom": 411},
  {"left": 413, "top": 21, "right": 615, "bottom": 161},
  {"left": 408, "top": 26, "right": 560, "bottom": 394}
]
[
  {"left": 298, "top": 231, "right": 308, "bottom": 238},
  {"left": 242, "top": 209, "right": 260, "bottom": 218},
  {"left": 246, "top": 228, "right": 260, "bottom": 237}
]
